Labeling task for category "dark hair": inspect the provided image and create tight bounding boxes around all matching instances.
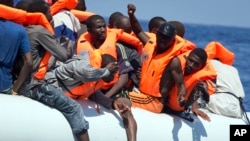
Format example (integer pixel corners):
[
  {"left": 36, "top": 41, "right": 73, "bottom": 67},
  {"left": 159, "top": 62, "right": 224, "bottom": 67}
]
[
  {"left": 0, "top": 0, "right": 13, "bottom": 7},
  {"left": 75, "top": 0, "right": 86, "bottom": 11},
  {"left": 108, "top": 11, "right": 123, "bottom": 27},
  {"left": 86, "top": 15, "right": 105, "bottom": 29},
  {"left": 101, "top": 54, "right": 116, "bottom": 68},
  {"left": 15, "top": 0, "right": 32, "bottom": 11},
  {"left": 190, "top": 48, "right": 208, "bottom": 67},
  {"left": 113, "top": 16, "right": 132, "bottom": 33},
  {"left": 168, "top": 21, "right": 185, "bottom": 38},
  {"left": 148, "top": 16, "right": 166, "bottom": 32},
  {"left": 27, "top": 0, "right": 49, "bottom": 15}
]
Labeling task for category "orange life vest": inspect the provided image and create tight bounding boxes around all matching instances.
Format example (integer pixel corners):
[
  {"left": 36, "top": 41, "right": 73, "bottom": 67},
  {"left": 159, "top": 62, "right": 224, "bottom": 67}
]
[
  {"left": 167, "top": 51, "right": 217, "bottom": 111},
  {"left": 70, "top": 9, "right": 95, "bottom": 22},
  {"left": 64, "top": 51, "right": 105, "bottom": 100},
  {"left": 206, "top": 79, "right": 216, "bottom": 95},
  {"left": 77, "top": 28, "right": 142, "bottom": 90},
  {"left": 25, "top": 13, "right": 55, "bottom": 80},
  {"left": 118, "top": 31, "right": 143, "bottom": 55},
  {"left": 50, "top": 0, "right": 78, "bottom": 15},
  {"left": 205, "top": 41, "right": 235, "bottom": 95},
  {"left": 0, "top": 4, "right": 26, "bottom": 24},
  {"left": 146, "top": 32, "right": 156, "bottom": 42},
  {"left": 175, "top": 35, "right": 196, "bottom": 54},
  {"left": 25, "top": 13, "right": 54, "bottom": 34},
  {"left": 77, "top": 28, "right": 118, "bottom": 60},
  {"left": 205, "top": 41, "right": 235, "bottom": 65},
  {"left": 139, "top": 38, "right": 185, "bottom": 97},
  {"left": 145, "top": 32, "right": 195, "bottom": 54}
]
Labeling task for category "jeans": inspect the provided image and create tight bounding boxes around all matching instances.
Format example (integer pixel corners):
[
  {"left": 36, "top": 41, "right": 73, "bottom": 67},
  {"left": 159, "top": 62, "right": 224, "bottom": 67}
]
[
  {"left": 0, "top": 86, "right": 12, "bottom": 95},
  {"left": 19, "top": 83, "right": 89, "bottom": 134}
]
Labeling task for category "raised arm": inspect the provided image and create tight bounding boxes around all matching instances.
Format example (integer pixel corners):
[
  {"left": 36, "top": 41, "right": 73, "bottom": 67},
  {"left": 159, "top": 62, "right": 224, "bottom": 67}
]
[{"left": 127, "top": 4, "right": 149, "bottom": 45}]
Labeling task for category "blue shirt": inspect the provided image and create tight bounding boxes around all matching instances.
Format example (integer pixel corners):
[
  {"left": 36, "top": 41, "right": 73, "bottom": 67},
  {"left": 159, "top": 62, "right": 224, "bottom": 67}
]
[{"left": 0, "top": 20, "right": 31, "bottom": 91}]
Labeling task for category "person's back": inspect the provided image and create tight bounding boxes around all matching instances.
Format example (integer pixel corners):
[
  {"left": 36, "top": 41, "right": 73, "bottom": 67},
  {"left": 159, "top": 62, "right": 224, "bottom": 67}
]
[
  {"left": 0, "top": 0, "right": 32, "bottom": 94},
  {"left": 206, "top": 59, "right": 245, "bottom": 118},
  {"left": 52, "top": 0, "right": 81, "bottom": 58},
  {"left": 15, "top": 0, "right": 68, "bottom": 80}
]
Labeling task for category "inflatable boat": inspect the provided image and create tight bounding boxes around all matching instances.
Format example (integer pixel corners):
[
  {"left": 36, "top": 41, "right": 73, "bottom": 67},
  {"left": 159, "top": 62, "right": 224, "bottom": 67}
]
[{"left": 0, "top": 94, "right": 249, "bottom": 141}]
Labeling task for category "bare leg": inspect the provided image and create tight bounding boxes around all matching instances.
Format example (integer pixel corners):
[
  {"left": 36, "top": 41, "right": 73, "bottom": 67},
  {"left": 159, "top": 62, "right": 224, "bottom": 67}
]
[
  {"left": 122, "top": 111, "right": 137, "bottom": 141},
  {"left": 118, "top": 97, "right": 137, "bottom": 141}
]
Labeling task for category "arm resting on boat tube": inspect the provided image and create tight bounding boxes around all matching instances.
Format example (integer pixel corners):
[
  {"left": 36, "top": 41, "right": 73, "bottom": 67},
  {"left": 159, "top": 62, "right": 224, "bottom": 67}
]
[
  {"left": 89, "top": 90, "right": 114, "bottom": 109},
  {"left": 89, "top": 90, "right": 131, "bottom": 113}
]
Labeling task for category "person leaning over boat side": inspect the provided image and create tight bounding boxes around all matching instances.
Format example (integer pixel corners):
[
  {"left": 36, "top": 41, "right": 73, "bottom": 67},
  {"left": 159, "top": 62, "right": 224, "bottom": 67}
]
[
  {"left": 127, "top": 3, "right": 186, "bottom": 113},
  {"left": 12, "top": 1, "right": 90, "bottom": 141},
  {"left": 76, "top": 14, "right": 137, "bottom": 141},
  {"left": 0, "top": 0, "right": 32, "bottom": 95},
  {"left": 201, "top": 42, "right": 245, "bottom": 118},
  {"left": 205, "top": 59, "right": 245, "bottom": 118},
  {"left": 161, "top": 48, "right": 216, "bottom": 121}
]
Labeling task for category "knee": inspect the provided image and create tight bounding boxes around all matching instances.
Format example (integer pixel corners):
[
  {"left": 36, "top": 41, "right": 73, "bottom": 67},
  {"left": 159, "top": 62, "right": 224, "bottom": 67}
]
[{"left": 117, "top": 97, "right": 132, "bottom": 107}]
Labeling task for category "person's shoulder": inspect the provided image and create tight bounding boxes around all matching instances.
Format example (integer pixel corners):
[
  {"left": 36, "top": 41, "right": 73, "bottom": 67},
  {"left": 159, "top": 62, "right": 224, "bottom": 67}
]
[
  {"left": 2, "top": 21, "right": 25, "bottom": 30},
  {"left": 25, "top": 25, "right": 51, "bottom": 34},
  {"left": 169, "top": 56, "right": 181, "bottom": 68}
]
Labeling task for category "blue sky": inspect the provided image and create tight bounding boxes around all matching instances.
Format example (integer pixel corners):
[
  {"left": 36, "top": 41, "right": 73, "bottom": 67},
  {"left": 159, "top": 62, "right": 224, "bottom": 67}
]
[{"left": 86, "top": 0, "right": 250, "bottom": 28}]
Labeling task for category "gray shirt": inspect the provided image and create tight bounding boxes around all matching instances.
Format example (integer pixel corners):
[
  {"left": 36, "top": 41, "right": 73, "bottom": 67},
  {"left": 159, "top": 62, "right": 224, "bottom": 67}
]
[
  {"left": 25, "top": 25, "right": 68, "bottom": 72},
  {"left": 17, "top": 25, "right": 68, "bottom": 91},
  {"left": 53, "top": 50, "right": 110, "bottom": 90},
  {"left": 44, "top": 50, "right": 114, "bottom": 109}
]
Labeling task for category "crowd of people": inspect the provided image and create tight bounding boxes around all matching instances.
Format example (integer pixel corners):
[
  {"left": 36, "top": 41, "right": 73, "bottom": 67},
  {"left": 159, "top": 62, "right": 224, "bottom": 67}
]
[{"left": 0, "top": 0, "right": 247, "bottom": 140}]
